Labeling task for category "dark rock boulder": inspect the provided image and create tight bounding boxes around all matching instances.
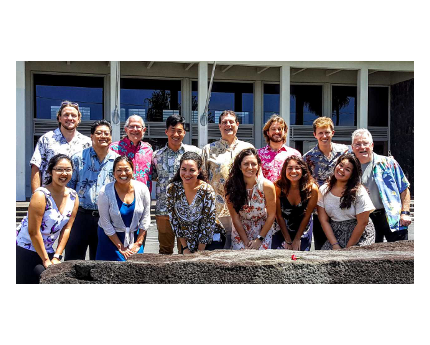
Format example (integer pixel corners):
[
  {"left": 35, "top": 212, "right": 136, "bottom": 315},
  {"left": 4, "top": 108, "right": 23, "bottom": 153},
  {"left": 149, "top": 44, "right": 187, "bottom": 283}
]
[{"left": 41, "top": 240, "right": 414, "bottom": 284}]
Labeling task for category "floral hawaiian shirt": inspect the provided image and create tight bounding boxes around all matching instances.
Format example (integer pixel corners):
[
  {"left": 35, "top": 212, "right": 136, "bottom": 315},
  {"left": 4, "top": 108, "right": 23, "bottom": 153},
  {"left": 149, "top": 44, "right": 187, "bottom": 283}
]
[
  {"left": 110, "top": 137, "right": 153, "bottom": 192},
  {"left": 67, "top": 147, "right": 119, "bottom": 210},
  {"left": 202, "top": 138, "right": 254, "bottom": 217},
  {"left": 371, "top": 153, "right": 410, "bottom": 232},
  {"left": 303, "top": 142, "right": 349, "bottom": 186},
  {"left": 166, "top": 181, "right": 225, "bottom": 253},
  {"left": 257, "top": 144, "right": 302, "bottom": 183},
  {"left": 152, "top": 143, "right": 201, "bottom": 216},
  {"left": 30, "top": 128, "right": 92, "bottom": 186}
]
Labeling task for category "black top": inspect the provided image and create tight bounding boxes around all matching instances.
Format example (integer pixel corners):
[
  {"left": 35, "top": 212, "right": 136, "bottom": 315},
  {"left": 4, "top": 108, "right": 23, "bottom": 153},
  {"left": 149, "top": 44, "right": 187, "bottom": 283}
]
[{"left": 279, "top": 191, "right": 310, "bottom": 233}]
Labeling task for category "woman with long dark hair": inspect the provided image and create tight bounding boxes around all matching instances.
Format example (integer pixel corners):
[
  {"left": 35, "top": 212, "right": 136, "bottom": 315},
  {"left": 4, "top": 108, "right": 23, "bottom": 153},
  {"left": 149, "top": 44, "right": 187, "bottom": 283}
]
[
  {"left": 96, "top": 155, "right": 150, "bottom": 261},
  {"left": 225, "top": 148, "right": 276, "bottom": 250},
  {"left": 317, "top": 153, "right": 375, "bottom": 249},
  {"left": 167, "top": 151, "right": 225, "bottom": 254},
  {"left": 16, "top": 154, "right": 79, "bottom": 284},
  {"left": 274, "top": 155, "right": 319, "bottom": 251}
]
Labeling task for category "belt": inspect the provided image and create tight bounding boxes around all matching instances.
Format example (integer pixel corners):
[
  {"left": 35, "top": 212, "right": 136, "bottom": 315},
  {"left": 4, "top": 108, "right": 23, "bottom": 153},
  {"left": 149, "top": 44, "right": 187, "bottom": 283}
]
[{"left": 78, "top": 206, "right": 99, "bottom": 217}]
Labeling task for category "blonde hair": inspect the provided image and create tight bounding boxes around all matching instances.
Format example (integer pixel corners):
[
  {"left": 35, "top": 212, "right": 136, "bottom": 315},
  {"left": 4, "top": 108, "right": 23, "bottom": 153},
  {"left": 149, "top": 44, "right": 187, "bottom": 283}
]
[
  {"left": 263, "top": 114, "right": 288, "bottom": 144},
  {"left": 313, "top": 117, "right": 334, "bottom": 133}
]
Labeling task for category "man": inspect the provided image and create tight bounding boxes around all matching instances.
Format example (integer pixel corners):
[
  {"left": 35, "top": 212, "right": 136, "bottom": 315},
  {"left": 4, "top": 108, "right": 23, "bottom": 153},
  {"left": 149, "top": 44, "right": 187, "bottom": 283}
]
[
  {"left": 110, "top": 115, "right": 153, "bottom": 192},
  {"left": 257, "top": 114, "right": 301, "bottom": 249},
  {"left": 65, "top": 120, "right": 119, "bottom": 260},
  {"left": 152, "top": 115, "right": 201, "bottom": 255},
  {"left": 30, "top": 100, "right": 91, "bottom": 193},
  {"left": 202, "top": 110, "right": 254, "bottom": 249},
  {"left": 351, "top": 128, "right": 411, "bottom": 242},
  {"left": 303, "top": 117, "right": 349, "bottom": 250}
]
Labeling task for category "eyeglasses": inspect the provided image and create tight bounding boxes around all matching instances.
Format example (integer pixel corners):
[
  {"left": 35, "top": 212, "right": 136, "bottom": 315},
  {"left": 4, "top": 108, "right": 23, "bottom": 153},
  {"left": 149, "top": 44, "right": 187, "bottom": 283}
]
[
  {"left": 353, "top": 142, "right": 371, "bottom": 148},
  {"left": 52, "top": 168, "right": 73, "bottom": 174},
  {"left": 127, "top": 125, "right": 143, "bottom": 130}
]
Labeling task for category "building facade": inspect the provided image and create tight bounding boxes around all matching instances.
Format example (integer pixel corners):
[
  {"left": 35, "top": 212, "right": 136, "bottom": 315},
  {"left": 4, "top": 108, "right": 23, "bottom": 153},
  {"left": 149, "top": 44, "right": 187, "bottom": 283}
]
[{"left": 16, "top": 61, "right": 414, "bottom": 200}]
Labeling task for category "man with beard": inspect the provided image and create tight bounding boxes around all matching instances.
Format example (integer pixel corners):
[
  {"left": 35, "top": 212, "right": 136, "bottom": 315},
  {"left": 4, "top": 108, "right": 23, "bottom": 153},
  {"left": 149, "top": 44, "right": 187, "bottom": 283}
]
[
  {"left": 257, "top": 114, "right": 301, "bottom": 249},
  {"left": 30, "top": 101, "right": 91, "bottom": 193}
]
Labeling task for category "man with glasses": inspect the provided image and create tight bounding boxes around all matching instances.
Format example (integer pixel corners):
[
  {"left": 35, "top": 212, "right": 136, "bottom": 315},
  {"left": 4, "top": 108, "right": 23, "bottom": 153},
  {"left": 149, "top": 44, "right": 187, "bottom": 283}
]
[
  {"left": 65, "top": 120, "right": 119, "bottom": 260},
  {"left": 351, "top": 128, "right": 411, "bottom": 242},
  {"left": 30, "top": 100, "right": 91, "bottom": 193},
  {"left": 151, "top": 115, "right": 201, "bottom": 254},
  {"left": 202, "top": 110, "right": 254, "bottom": 249},
  {"left": 110, "top": 115, "right": 153, "bottom": 192}
]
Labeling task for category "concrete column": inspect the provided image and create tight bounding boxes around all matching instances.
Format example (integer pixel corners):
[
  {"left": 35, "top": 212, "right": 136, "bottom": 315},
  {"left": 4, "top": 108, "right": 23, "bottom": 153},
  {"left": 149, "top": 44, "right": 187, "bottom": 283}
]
[
  {"left": 16, "top": 61, "right": 26, "bottom": 201},
  {"left": 110, "top": 61, "right": 121, "bottom": 142},
  {"left": 280, "top": 65, "right": 291, "bottom": 145},
  {"left": 323, "top": 83, "right": 331, "bottom": 118},
  {"left": 357, "top": 68, "right": 369, "bottom": 128},
  {"left": 198, "top": 62, "right": 208, "bottom": 148},
  {"left": 181, "top": 78, "right": 192, "bottom": 145},
  {"left": 254, "top": 81, "right": 263, "bottom": 148}
]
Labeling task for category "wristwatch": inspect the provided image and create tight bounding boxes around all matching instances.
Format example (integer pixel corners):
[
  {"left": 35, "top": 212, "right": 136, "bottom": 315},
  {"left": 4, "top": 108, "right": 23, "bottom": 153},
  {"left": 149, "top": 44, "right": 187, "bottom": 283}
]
[
  {"left": 401, "top": 211, "right": 410, "bottom": 215},
  {"left": 53, "top": 254, "right": 63, "bottom": 260},
  {"left": 257, "top": 235, "right": 265, "bottom": 242}
]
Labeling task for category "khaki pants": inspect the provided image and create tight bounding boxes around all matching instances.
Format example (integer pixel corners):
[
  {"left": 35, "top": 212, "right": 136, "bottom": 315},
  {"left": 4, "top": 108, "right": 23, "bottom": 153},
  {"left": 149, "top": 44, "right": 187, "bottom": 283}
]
[{"left": 156, "top": 215, "right": 181, "bottom": 254}]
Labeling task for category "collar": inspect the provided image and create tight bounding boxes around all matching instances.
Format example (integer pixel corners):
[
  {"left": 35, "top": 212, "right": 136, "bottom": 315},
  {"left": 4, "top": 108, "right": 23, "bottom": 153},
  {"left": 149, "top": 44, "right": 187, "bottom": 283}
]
[
  {"left": 219, "top": 137, "right": 238, "bottom": 148},
  {"left": 163, "top": 142, "right": 185, "bottom": 154},
  {"left": 122, "top": 136, "right": 141, "bottom": 148},
  {"left": 89, "top": 147, "right": 116, "bottom": 161},
  {"left": 265, "top": 143, "right": 287, "bottom": 153}
]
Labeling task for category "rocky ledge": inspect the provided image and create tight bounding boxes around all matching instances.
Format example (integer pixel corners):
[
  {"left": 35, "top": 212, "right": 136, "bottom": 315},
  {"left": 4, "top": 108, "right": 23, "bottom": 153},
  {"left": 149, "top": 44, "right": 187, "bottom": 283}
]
[{"left": 40, "top": 240, "right": 414, "bottom": 284}]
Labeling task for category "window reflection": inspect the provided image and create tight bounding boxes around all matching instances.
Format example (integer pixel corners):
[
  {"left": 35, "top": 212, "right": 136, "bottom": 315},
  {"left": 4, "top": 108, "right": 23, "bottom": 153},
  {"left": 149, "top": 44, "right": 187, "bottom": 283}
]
[
  {"left": 368, "top": 87, "right": 389, "bottom": 126},
  {"left": 332, "top": 86, "right": 357, "bottom": 126}
]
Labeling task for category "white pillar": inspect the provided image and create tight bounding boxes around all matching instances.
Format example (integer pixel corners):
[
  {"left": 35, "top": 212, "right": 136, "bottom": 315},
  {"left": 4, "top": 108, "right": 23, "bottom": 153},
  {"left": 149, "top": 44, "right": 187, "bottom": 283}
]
[
  {"left": 16, "top": 61, "right": 26, "bottom": 201},
  {"left": 181, "top": 78, "right": 192, "bottom": 145},
  {"left": 110, "top": 61, "right": 121, "bottom": 141},
  {"left": 357, "top": 68, "right": 368, "bottom": 128},
  {"left": 198, "top": 62, "right": 208, "bottom": 148},
  {"left": 280, "top": 65, "right": 291, "bottom": 145},
  {"left": 254, "top": 81, "right": 263, "bottom": 148}
]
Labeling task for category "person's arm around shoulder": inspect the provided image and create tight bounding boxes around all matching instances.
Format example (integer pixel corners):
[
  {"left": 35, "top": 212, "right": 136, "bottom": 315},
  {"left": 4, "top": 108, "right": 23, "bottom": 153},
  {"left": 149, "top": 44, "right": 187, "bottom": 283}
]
[
  {"left": 27, "top": 191, "right": 52, "bottom": 268},
  {"left": 275, "top": 184, "right": 293, "bottom": 250}
]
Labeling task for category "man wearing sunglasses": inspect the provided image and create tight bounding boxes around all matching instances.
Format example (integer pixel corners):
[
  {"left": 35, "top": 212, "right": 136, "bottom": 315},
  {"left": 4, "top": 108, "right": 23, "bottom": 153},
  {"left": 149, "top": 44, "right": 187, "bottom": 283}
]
[{"left": 30, "top": 101, "right": 91, "bottom": 193}]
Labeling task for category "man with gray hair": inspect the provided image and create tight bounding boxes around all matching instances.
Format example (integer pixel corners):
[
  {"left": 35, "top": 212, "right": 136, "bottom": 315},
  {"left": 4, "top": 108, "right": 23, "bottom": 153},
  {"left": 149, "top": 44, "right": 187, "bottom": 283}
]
[
  {"left": 110, "top": 115, "right": 153, "bottom": 192},
  {"left": 351, "top": 128, "right": 411, "bottom": 242}
]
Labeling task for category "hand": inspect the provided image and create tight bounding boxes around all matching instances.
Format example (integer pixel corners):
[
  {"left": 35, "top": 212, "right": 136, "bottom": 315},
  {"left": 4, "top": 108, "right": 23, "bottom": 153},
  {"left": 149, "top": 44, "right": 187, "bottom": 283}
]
[
  {"left": 51, "top": 257, "right": 61, "bottom": 265},
  {"left": 129, "top": 243, "right": 142, "bottom": 254},
  {"left": 247, "top": 239, "right": 261, "bottom": 250},
  {"left": 282, "top": 242, "right": 293, "bottom": 250},
  {"left": 119, "top": 245, "right": 134, "bottom": 260},
  {"left": 182, "top": 248, "right": 192, "bottom": 255},
  {"left": 400, "top": 214, "right": 411, "bottom": 227},
  {"left": 291, "top": 239, "right": 301, "bottom": 251},
  {"left": 332, "top": 244, "right": 341, "bottom": 250},
  {"left": 43, "top": 258, "right": 53, "bottom": 269}
]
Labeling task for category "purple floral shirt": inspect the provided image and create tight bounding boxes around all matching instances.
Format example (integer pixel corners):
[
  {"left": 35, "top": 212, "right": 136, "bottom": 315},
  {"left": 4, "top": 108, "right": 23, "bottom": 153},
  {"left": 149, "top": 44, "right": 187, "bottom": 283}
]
[
  {"left": 16, "top": 187, "right": 77, "bottom": 253},
  {"left": 257, "top": 144, "right": 302, "bottom": 183},
  {"left": 110, "top": 137, "right": 153, "bottom": 192}
]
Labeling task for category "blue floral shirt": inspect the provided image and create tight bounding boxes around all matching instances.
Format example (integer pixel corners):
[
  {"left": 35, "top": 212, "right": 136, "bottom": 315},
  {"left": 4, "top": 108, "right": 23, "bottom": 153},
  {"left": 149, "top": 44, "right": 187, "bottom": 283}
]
[
  {"left": 68, "top": 147, "right": 119, "bottom": 210},
  {"left": 303, "top": 142, "right": 349, "bottom": 186},
  {"left": 371, "top": 153, "right": 410, "bottom": 232}
]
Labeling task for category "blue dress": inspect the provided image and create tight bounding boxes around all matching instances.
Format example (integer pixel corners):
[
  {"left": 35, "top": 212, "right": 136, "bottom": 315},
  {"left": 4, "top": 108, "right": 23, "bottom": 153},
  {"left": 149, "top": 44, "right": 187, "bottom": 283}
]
[{"left": 96, "top": 189, "right": 144, "bottom": 261}]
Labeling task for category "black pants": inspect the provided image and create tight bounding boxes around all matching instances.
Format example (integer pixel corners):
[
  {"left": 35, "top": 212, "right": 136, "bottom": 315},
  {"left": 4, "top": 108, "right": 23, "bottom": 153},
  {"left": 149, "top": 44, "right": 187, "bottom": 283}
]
[
  {"left": 271, "top": 229, "right": 312, "bottom": 251},
  {"left": 16, "top": 245, "right": 54, "bottom": 284},
  {"left": 65, "top": 210, "right": 99, "bottom": 260},
  {"left": 312, "top": 215, "right": 327, "bottom": 250},
  {"left": 370, "top": 209, "right": 408, "bottom": 243}
]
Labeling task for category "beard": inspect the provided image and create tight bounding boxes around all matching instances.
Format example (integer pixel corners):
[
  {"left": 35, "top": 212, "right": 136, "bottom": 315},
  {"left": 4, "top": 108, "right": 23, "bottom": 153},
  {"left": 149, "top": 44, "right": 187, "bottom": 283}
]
[{"left": 269, "top": 134, "right": 283, "bottom": 143}]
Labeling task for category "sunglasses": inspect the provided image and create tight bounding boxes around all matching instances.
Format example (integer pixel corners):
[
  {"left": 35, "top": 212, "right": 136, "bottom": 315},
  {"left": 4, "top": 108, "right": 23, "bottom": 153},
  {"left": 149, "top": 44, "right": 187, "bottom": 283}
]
[{"left": 61, "top": 101, "right": 79, "bottom": 109}]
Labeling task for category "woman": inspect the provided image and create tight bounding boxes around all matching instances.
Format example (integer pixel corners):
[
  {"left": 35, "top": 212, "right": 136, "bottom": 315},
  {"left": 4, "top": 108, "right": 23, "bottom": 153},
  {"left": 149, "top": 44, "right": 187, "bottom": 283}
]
[
  {"left": 166, "top": 151, "right": 225, "bottom": 254},
  {"left": 225, "top": 148, "right": 276, "bottom": 250},
  {"left": 96, "top": 156, "right": 150, "bottom": 261},
  {"left": 317, "top": 153, "right": 375, "bottom": 250},
  {"left": 16, "top": 154, "right": 79, "bottom": 284},
  {"left": 274, "top": 155, "right": 319, "bottom": 251}
]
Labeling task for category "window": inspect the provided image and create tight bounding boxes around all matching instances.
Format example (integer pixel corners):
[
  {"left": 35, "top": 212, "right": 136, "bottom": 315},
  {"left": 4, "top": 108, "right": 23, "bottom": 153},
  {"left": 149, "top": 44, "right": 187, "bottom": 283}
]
[
  {"left": 368, "top": 86, "right": 389, "bottom": 126},
  {"left": 192, "top": 81, "right": 254, "bottom": 124},
  {"left": 332, "top": 86, "right": 357, "bottom": 126},
  {"left": 34, "top": 74, "right": 104, "bottom": 120},
  {"left": 121, "top": 79, "right": 181, "bottom": 122}
]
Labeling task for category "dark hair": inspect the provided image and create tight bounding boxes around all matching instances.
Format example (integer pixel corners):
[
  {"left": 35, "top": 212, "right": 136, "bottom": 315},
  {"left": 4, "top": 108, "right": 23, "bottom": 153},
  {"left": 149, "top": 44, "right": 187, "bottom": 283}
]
[
  {"left": 113, "top": 155, "right": 134, "bottom": 172},
  {"left": 276, "top": 155, "right": 315, "bottom": 202},
  {"left": 56, "top": 100, "right": 81, "bottom": 127},
  {"left": 325, "top": 153, "right": 362, "bottom": 209},
  {"left": 166, "top": 114, "right": 185, "bottom": 130},
  {"left": 91, "top": 120, "right": 112, "bottom": 135},
  {"left": 169, "top": 151, "right": 206, "bottom": 184},
  {"left": 224, "top": 148, "right": 261, "bottom": 213},
  {"left": 46, "top": 154, "right": 74, "bottom": 185},
  {"left": 219, "top": 110, "right": 239, "bottom": 124}
]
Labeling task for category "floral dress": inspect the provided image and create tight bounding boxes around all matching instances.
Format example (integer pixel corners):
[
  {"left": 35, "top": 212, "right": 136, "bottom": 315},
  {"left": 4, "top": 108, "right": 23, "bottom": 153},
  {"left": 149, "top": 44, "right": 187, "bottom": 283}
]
[
  {"left": 231, "top": 178, "right": 274, "bottom": 250},
  {"left": 16, "top": 187, "right": 77, "bottom": 253}
]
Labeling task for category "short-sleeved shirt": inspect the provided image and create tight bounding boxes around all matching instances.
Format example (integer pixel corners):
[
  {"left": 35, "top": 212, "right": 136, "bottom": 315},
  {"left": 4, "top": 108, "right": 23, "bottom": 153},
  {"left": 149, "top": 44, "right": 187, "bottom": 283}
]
[
  {"left": 68, "top": 147, "right": 119, "bottom": 210},
  {"left": 30, "top": 128, "right": 92, "bottom": 186},
  {"left": 317, "top": 184, "right": 375, "bottom": 222},
  {"left": 110, "top": 137, "right": 153, "bottom": 192},
  {"left": 152, "top": 143, "right": 202, "bottom": 216},
  {"left": 303, "top": 142, "right": 349, "bottom": 186},
  {"left": 257, "top": 144, "right": 302, "bottom": 183},
  {"left": 202, "top": 138, "right": 254, "bottom": 217}
]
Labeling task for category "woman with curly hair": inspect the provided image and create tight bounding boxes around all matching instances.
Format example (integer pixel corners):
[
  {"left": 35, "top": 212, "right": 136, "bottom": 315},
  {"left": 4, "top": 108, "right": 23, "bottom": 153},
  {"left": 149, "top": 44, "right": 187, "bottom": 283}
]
[
  {"left": 166, "top": 151, "right": 225, "bottom": 254},
  {"left": 225, "top": 148, "right": 276, "bottom": 250},
  {"left": 317, "top": 153, "right": 375, "bottom": 249},
  {"left": 274, "top": 156, "right": 319, "bottom": 251}
]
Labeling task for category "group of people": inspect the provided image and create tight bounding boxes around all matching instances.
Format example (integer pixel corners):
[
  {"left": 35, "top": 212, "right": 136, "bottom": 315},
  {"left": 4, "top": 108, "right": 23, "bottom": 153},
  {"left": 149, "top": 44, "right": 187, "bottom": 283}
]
[{"left": 16, "top": 100, "right": 412, "bottom": 284}]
